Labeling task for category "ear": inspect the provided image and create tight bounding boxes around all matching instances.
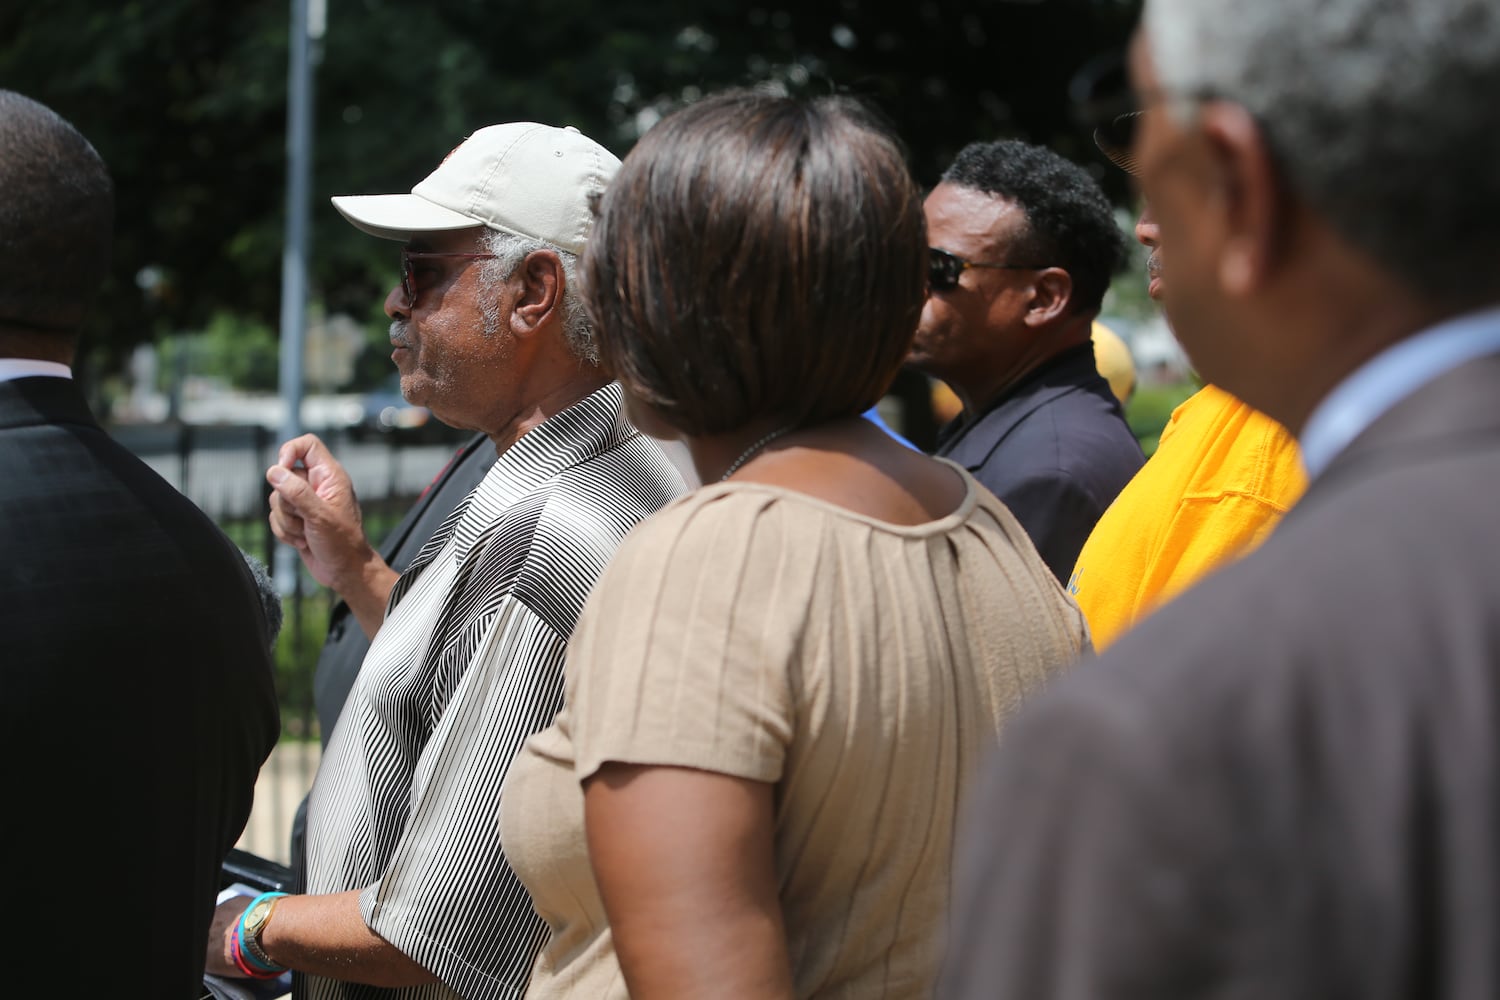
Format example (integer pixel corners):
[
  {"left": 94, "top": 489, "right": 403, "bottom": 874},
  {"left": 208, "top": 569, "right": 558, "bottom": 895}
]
[
  {"left": 1199, "top": 102, "right": 1286, "bottom": 297},
  {"left": 1022, "top": 267, "right": 1074, "bottom": 328},
  {"left": 509, "top": 250, "right": 565, "bottom": 337}
]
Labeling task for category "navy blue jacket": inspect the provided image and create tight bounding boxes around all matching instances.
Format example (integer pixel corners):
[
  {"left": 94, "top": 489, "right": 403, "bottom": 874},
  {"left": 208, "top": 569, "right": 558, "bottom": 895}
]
[{"left": 935, "top": 343, "right": 1143, "bottom": 582}]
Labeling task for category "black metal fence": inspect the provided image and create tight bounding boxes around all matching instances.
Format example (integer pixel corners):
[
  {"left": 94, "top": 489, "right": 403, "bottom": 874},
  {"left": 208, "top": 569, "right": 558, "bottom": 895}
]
[
  {"left": 114, "top": 419, "right": 472, "bottom": 862},
  {"left": 118, "top": 374, "right": 944, "bottom": 861}
]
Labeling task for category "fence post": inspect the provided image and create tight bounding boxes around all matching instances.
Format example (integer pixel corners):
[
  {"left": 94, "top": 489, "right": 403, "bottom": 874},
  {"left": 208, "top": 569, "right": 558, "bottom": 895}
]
[
  {"left": 388, "top": 432, "right": 402, "bottom": 498},
  {"left": 255, "top": 425, "right": 277, "bottom": 571},
  {"left": 177, "top": 422, "right": 193, "bottom": 494}
]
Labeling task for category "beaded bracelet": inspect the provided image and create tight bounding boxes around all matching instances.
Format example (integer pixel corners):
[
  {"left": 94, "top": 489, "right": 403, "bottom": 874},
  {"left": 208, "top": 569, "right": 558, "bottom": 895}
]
[{"left": 233, "top": 891, "right": 290, "bottom": 978}]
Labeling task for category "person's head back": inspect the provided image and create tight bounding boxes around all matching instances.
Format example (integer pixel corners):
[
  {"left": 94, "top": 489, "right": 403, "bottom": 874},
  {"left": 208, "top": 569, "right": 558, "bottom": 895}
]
[
  {"left": 1132, "top": 0, "right": 1500, "bottom": 427},
  {"left": 909, "top": 138, "right": 1127, "bottom": 408},
  {"left": 581, "top": 88, "right": 927, "bottom": 437},
  {"left": 0, "top": 90, "right": 113, "bottom": 356},
  {"left": 332, "top": 123, "right": 618, "bottom": 436}
]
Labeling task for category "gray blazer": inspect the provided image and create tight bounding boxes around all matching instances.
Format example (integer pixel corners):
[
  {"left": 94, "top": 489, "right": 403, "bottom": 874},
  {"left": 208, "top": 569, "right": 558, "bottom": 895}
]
[{"left": 942, "top": 349, "right": 1500, "bottom": 1000}]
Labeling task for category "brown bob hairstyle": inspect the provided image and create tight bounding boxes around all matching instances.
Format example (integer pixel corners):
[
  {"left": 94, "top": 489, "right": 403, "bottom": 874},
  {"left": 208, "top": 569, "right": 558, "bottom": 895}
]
[{"left": 580, "top": 88, "right": 927, "bottom": 437}]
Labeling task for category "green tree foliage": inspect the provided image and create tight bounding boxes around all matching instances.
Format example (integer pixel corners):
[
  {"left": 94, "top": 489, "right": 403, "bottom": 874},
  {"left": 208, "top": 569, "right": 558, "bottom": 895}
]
[
  {"left": 1, "top": 0, "right": 1142, "bottom": 380},
  {"left": 159, "top": 312, "right": 281, "bottom": 393},
  {"left": 1125, "top": 376, "right": 1202, "bottom": 456}
]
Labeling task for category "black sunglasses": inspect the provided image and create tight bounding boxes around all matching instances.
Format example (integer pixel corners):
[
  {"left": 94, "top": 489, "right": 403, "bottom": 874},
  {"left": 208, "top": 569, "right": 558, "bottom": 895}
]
[
  {"left": 927, "top": 247, "right": 1047, "bottom": 292},
  {"left": 1094, "top": 110, "right": 1144, "bottom": 175},
  {"left": 1070, "top": 48, "right": 1224, "bottom": 177},
  {"left": 399, "top": 249, "right": 497, "bottom": 309}
]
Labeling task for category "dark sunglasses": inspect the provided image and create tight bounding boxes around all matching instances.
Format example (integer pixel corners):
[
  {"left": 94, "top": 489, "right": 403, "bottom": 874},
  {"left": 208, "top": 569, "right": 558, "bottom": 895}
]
[
  {"left": 1094, "top": 110, "right": 1144, "bottom": 175},
  {"left": 927, "top": 247, "right": 1047, "bottom": 292},
  {"left": 1070, "top": 48, "right": 1224, "bottom": 177},
  {"left": 399, "top": 249, "right": 497, "bottom": 309}
]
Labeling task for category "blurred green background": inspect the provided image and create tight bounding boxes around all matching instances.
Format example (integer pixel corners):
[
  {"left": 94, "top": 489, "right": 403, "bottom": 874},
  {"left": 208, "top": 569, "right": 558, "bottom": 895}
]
[
  {"left": 4, "top": 0, "right": 1207, "bottom": 713},
  {"left": 3, "top": 0, "right": 1182, "bottom": 423}
]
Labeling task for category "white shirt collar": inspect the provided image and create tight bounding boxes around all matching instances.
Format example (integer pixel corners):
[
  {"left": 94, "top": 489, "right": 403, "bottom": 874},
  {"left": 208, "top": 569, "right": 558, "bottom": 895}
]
[{"left": 0, "top": 359, "right": 72, "bottom": 383}]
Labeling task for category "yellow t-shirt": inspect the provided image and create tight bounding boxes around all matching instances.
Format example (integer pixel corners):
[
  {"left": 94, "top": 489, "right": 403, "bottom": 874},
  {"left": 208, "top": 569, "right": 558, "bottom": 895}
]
[{"left": 1067, "top": 385, "right": 1306, "bottom": 650}]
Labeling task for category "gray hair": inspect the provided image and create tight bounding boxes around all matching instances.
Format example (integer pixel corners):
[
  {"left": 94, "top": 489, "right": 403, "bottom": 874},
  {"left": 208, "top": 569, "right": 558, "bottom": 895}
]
[
  {"left": 1144, "top": 0, "right": 1500, "bottom": 305},
  {"left": 475, "top": 228, "right": 599, "bottom": 364}
]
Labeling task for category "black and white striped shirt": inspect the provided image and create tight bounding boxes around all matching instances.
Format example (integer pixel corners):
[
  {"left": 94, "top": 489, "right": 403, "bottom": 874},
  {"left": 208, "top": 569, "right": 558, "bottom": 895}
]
[{"left": 299, "top": 383, "right": 688, "bottom": 1000}]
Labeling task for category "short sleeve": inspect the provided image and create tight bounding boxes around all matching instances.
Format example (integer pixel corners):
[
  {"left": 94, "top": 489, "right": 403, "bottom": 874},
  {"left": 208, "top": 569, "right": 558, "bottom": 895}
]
[{"left": 565, "top": 490, "right": 806, "bottom": 785}]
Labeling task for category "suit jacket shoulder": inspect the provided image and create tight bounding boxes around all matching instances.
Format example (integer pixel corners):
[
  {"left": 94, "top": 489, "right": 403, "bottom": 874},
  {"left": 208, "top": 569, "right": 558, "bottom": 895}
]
[
  {"left": 936, "top": 346, "right": 1144, "bottom": 579},
  {"left": 946, "top": 350, "right": 1500, "bottom": 1000}
]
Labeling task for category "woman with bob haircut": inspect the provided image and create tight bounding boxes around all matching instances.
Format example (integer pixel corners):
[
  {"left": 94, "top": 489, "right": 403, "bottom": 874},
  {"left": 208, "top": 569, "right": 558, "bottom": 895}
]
[{"left": 500, "top": 88, "right": 1088, "bottom": 998}]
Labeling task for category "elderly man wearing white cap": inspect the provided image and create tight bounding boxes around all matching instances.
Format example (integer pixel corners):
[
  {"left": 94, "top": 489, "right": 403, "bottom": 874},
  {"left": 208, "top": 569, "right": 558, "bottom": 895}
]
[{"left": 210, "top": 122, "right": 688, "bottom": 999}]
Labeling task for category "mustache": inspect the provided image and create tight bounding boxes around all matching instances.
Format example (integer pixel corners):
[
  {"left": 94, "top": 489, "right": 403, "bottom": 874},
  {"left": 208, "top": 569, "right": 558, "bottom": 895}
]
[
  {"left": 389, "top": 320, "right": 411, "bottom": 349},
  {"left": 1146, "top": 251, "right": 1163, "bottom": 278}
]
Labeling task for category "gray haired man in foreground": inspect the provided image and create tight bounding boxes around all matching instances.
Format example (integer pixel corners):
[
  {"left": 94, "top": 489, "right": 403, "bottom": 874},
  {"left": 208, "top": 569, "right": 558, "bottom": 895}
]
[{"left": 943, "top": 0, "right": 1500, "bottom": 997}]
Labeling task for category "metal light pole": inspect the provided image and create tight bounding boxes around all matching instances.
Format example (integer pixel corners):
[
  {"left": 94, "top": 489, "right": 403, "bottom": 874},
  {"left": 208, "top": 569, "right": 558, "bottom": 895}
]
[{"left": 273, "top": 0, "right": 326, "bottom": 594}]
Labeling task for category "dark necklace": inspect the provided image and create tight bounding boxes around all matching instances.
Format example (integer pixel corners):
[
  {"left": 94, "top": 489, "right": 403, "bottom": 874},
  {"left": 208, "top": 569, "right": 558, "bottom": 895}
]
[{"left": 720, "top": 425, "right": 795, "bottom": 481}]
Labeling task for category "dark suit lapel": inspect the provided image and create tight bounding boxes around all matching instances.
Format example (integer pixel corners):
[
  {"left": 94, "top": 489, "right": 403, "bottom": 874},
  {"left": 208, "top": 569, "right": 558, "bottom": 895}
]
[
  {"left": 329, "top": 432, "right": 493, "bottom": 623},
  {"left": 376, "top": 432, "right": 491, "bottom": 564},
  {"left": 385, "top": 490, "right": 475, "bottom": 609}
]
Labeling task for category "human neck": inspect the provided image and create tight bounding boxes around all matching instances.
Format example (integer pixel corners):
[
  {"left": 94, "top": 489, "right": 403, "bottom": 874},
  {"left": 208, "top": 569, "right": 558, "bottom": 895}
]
[
  {"left": 484, "top": 364, "right": 610, "bottom": 454},
  {"left": 0, "top": 329, "right": 77, "bottom": 366},
  {"left": 1228, "top": 261, "right": 1452, "bottom": 439},
  {"left": 952, "top": 317, "right": 1092, "bottom": 416}
]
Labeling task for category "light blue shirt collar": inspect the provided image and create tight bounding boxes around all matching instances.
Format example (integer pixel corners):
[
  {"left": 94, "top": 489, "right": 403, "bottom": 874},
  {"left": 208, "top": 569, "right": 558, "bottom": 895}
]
[{"left": 1300, "top": 304, "right": 1500, "bottom": 479}]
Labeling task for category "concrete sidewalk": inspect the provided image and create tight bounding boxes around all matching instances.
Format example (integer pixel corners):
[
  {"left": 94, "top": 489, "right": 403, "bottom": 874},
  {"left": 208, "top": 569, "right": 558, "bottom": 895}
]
[{"left": 236, "top": 741, "right": 321, "bottom": 866}]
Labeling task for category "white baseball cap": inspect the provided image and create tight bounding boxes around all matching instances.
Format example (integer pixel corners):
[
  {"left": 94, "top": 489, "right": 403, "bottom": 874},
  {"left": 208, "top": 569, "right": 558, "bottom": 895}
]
[{"left": 331, "top": 122, "right": 620, "bottom": 255}]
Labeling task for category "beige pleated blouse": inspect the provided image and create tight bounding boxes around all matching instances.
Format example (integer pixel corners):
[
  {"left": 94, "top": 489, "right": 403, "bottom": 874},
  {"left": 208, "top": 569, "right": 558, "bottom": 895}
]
[{"left": 500, "top": 463, "right": 1090, "bottom": 998}]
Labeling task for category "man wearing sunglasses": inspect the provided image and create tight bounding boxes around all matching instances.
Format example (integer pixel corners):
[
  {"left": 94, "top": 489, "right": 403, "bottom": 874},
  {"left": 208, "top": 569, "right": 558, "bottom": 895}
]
[
  {"left": 907, "top": 138, "right": 1143, "bottom": 583},
  {"left": 226, "top": 122, "right": 688, "bottom": 998},
  {"left": 945, "top": 0, "right": 1500, "bottom": 996}
]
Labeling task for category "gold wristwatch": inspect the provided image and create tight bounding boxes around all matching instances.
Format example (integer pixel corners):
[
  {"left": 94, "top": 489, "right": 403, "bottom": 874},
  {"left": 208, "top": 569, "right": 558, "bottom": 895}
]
[{"left": 242, "top": 895, "right": 283, "bottom": 967}]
